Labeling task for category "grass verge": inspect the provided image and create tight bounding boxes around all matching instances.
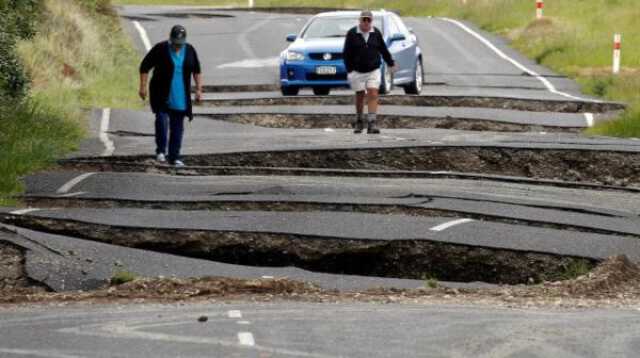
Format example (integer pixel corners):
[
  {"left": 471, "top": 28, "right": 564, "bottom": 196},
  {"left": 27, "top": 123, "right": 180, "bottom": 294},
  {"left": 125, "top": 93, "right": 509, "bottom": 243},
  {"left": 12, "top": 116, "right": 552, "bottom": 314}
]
[
  {"left": 0, "top": 0, "right": 141, "bottom": 206},
  {"left": 114, "top": 0, "right": 639, "bottom": 137}
]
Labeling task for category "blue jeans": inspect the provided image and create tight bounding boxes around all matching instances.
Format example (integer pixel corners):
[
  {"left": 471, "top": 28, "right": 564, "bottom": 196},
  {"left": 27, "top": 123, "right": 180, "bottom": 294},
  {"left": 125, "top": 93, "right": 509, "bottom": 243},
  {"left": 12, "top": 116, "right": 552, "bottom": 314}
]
[{"left": 155, "top": 110, "right": 185, "bottom": 163}]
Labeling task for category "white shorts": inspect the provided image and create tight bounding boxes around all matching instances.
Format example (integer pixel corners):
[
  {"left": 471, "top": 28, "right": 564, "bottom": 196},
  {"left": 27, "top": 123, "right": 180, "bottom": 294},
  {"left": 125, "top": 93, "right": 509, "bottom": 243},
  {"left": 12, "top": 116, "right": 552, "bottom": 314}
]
[{"left": 348, "top": 69, "right": 381, "bottom": 92}]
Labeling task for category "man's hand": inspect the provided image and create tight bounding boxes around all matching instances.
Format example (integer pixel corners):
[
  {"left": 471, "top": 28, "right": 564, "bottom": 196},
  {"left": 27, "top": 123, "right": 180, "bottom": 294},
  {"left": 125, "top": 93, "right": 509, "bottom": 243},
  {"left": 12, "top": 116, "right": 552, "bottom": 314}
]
[
  {"left": 139, "top": 87, "right": 147, "bottom": 101},
  {"left": 195, "top": 88, "right": 203, "bottom": 103},
  {"left": 390, "top": 64, "right": 399, "bottom": 73}
]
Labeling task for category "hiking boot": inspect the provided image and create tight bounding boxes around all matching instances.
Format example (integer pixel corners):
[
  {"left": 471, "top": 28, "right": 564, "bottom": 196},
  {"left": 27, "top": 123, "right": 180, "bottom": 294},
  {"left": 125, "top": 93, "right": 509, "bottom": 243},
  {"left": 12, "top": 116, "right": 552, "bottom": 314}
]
[
  {"left": 367, "top": 121, "right": 381, "bottom": 134},
  {"left": 354, "top": 119, "right": 364, "bottom": 134}
]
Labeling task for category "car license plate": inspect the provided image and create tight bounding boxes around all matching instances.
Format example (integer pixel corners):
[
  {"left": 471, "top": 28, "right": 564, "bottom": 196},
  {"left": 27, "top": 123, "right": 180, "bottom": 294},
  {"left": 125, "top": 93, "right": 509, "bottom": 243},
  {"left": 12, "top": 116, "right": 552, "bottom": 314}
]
[{"left": 316, "top": 66, "right": 337, "bottom": 75}]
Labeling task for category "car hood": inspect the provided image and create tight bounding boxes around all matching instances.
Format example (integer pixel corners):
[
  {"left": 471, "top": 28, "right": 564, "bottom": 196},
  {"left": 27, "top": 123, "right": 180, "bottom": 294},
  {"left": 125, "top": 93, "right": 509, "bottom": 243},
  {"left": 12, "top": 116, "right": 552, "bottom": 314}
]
[{"left": 288, "top": 37, "right": 346, "bottom": 53}]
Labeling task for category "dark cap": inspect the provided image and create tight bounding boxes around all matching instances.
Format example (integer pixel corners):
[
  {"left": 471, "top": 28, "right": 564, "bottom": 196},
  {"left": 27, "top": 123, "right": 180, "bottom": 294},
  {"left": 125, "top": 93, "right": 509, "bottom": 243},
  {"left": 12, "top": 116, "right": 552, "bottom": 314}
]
[
  {"left": 170, "top": 25, "right": 187, "bottom": 45},
  {"left": 360, "top": 10, "right": 373, "bottom": 19}
]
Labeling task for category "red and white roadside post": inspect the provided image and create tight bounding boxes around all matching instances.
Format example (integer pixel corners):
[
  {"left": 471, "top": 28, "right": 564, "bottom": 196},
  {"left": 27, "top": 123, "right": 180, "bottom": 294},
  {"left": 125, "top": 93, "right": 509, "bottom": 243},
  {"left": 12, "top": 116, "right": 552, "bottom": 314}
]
[
  {"left": 536, "top": 0, "right": 544, "bottom": 20},
  {"left": 613, "top": 33, "right": 622, "bottom": 74}
]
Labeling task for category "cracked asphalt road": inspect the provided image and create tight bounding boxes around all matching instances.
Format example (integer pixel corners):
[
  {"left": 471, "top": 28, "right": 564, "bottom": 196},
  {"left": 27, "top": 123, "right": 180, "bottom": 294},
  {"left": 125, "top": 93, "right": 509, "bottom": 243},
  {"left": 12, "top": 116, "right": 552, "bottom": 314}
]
[{"left": 3, "top": 5, "right": 640, "bottom": 357}]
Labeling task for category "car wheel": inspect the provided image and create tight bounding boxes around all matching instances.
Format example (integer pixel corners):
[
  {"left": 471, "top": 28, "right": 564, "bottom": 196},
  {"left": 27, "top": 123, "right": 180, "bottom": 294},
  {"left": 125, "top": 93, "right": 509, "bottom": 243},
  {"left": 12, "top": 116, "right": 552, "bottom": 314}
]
[
  {"left": 404, "top": 59, "right": 423, "bottom": 95},
  {"left": 281, "top": 86, "right": 300, "bottom": 96},
  {"left": 312, "top": 87, "right": 331, "bottom": 96},
  {"left": 379, "top": 65, "right": 393, "bottom": 95}
]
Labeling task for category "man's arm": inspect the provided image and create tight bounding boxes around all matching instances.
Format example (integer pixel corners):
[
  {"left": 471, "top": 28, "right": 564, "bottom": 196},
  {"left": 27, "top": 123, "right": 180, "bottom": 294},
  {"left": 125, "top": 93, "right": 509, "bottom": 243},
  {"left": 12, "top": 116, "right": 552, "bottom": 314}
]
[
  {"left": 192, "top": 46, "right": 203, "bottom": 102},
  {"left": 138, "top": 44, "right": 158, "bottom": 101},
  {"left": 342, "top": 30, "right": 355, "bottom": 73},
  {"left": 377, "top": 30, "right": 396, "bottom": 69}
]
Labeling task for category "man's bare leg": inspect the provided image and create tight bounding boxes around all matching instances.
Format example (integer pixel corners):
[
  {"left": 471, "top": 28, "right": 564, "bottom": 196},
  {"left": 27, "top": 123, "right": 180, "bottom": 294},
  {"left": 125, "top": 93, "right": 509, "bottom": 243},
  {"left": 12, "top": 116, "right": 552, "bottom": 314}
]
[
  {"left": 354, "top": 90, "right": 366, "bottom": 134},
  {"left": 366, "top": 87, "right": 380, "bottom": 134}
]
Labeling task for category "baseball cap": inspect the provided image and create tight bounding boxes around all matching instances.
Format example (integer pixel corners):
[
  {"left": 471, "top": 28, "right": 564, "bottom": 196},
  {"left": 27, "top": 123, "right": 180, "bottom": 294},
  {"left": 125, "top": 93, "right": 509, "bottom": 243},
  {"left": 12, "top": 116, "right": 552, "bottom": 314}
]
[
  {"left": 170, "top": 25, "right": 187, "bottom": 45},
  {"left": 360, "top": 10, "right": 373, "bottom": 19}
]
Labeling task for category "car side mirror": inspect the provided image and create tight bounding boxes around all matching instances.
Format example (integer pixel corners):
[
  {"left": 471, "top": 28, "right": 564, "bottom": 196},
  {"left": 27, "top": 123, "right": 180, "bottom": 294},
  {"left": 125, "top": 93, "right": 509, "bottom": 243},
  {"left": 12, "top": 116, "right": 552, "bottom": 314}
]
[
  {"left": 286, "top": 34, "right": 297, "bottom": 42},
  {"left": 390, "top": 33, "right": 406, "bottom": 43}
]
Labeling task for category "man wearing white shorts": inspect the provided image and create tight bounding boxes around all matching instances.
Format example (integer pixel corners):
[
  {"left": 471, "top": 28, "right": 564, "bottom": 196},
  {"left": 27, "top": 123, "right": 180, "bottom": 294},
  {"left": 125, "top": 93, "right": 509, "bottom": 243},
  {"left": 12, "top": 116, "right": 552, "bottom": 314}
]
[{"left": 343, "top": 10, "right": 397, "bottom": 134}]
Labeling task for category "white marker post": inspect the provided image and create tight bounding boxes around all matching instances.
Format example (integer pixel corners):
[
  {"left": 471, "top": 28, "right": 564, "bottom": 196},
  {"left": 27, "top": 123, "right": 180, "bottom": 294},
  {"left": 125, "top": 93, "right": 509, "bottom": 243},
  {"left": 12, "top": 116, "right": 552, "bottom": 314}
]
[
  {"left": 248, "top": 0, "right": 254, "bottom": 8},
  {"left": 613, "top": 33, "right": 622, "bottom": 74},
  {"left": 536, "top": 0, "right": 544, "bottom": 20}
]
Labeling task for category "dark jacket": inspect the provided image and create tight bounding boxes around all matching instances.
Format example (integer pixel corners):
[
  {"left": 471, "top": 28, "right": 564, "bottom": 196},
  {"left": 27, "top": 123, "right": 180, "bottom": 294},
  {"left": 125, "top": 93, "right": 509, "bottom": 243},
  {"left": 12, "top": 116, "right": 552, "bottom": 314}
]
[
  {"left": 342, "top": 26, "right": 394, "bottom": 73},
  {"left": 139, "top": 41, "right": 201, "bottom": 120}
]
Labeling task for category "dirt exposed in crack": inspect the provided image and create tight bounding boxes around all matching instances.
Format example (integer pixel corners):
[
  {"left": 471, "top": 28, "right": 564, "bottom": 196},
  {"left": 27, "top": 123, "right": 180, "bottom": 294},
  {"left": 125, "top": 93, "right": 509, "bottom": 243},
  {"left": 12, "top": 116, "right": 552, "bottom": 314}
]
[
  {"left": 21, "top": 197, "right": 638, "bottom": 239},
  {"left": 1, "top": 216, "right": 596, "bottom": 286},
  {"left": 201, "top": 113, "right": 579, "bottom": 133},
  {"left": 64, "top": 147, "right": 640, "bottom": 187},
  {"left": 0, "top": 241, "right": 49, "bottom": 295},
  {"left": 1, "top": 256, "right": 639, "bottom": 309},
  {"left": 201, "top": 95, "right": 625, "bottom": 113}
]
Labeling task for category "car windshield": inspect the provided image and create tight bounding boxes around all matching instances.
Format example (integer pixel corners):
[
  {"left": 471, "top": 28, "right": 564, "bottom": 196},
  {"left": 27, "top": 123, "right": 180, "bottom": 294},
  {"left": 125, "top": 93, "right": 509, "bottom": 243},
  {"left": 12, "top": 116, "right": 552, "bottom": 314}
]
[{"left": 302, "top": 16, "right": 381, "bottom": 39}]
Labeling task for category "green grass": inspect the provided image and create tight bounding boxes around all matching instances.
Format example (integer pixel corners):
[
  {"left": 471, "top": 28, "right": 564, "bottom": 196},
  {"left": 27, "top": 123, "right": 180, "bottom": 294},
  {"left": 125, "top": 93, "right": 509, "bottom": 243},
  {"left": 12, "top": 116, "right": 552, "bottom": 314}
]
[
  {"left": 113, "top": 0, "right": 241, "bottom": 5},
  {"left": 114, "top": 0, "right": 640, "bottom": 137},
  {"left": 0, "top": 0, "right": 141, "bottom": 205},
  {"left": 111, "top": 270, "right": 138, "bottom": 285}
]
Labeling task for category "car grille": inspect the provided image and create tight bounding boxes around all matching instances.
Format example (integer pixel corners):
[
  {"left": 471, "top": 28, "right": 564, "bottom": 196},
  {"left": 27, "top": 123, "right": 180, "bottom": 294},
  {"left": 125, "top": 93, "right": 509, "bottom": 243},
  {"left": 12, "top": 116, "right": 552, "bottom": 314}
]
[
  {"left": 309, "top": 53, "right": 344, "bottom": 61},
  {"left": 306, "top": 73, "right": 348, "bottom": 81}
]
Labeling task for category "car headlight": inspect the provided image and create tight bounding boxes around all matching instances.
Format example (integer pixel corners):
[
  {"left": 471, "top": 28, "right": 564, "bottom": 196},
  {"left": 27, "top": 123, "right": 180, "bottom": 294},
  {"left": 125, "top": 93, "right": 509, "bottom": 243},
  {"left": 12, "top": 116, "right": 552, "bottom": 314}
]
[{"left": 286, "top": 51, "right": 305, "bottom": 61}]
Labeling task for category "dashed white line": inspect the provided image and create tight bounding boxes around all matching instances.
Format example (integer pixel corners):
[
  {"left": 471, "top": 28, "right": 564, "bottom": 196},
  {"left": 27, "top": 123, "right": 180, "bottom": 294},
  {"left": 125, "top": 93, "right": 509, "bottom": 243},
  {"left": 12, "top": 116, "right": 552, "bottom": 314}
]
[
  {"left": 584, "top": 112, "right": 595, "bottom": 127},
  {"left": 132, "top": 21, "right": 151, "bottom": 52},
  {"left": 237, "top": 332, "right": 256, "bottom": 346},
  {"left": 99, "top": 108, "right": 115, "bottom": 157},
  {"left": 228, "top": 310, "right": 243, "bottom": 319},
  {"left": 441, "top": 18, "right": 598, "bottom": 103},
  {"left": 56, "top": 173, "right": 95, "bottom": 194},
  {"left": 430, "top": 218, "right": 474, "bottom": 232},
  {"left": 9, "top": 208, "right": 41, "bottom": 215}
]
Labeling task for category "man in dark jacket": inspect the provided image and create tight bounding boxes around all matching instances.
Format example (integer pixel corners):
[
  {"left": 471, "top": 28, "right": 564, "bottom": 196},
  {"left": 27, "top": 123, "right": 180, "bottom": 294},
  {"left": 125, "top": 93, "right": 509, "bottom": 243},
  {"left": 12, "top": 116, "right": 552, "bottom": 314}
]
[
  {"left": 139, "top": 25, "right": 203, "bottom": 167},
  {"left": 343, "top": 10, "right": 396, "bottom": 134}
]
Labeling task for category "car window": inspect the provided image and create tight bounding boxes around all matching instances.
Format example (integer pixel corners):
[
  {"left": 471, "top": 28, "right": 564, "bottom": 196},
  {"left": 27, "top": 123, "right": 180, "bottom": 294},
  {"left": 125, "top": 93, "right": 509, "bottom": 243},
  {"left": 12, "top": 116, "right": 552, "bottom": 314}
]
[
  {"left": 301, "top": 16, "right": 382, "bottom": 39},
  {"left": 393, "top": 15, "right": 411, "bottom": 36},
  {"left": 387, "top": 16, "right": 401, "bottom": 36}
]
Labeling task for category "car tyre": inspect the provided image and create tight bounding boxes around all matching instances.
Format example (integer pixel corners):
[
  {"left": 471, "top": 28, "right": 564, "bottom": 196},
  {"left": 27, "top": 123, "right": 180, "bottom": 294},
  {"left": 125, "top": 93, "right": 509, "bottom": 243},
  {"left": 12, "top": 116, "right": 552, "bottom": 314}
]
[
  {"left": 312, "top": 87, "right": 331, "bottom": 96},
  {"left": 404, "top": 59, "right": 424, "bottom": 95},
  {"left": 379, "top": 65, "right": 393, "bottom": 95},
  {"left": 281, "top": 86, "right": 300, "bottom": 96}
]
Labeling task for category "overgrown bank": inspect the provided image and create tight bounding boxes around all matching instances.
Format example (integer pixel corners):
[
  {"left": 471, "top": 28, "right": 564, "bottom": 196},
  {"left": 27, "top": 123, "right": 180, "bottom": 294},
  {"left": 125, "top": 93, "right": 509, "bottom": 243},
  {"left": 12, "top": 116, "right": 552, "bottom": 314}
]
[{"left": 0, "top": 0, "right": 140, "bottom": 205}]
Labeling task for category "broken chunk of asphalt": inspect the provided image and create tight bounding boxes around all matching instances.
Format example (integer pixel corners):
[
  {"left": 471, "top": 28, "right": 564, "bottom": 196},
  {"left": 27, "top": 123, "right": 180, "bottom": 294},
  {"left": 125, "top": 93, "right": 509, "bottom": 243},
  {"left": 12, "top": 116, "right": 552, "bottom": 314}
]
[
  {"left": 1, "top": 224, "right": 464, "bottom": 292},
  {"left": 61, "top": 145, "right": 640, "bottom": 188},
  {"left": 194, "top": 105, "right": 597, "bottom": 132},
  {"left": 199, "top": 94, "right": 625, "bottom": 114},
  {"left": 4, "top": 208, "right": 640, "bottom": 285}
]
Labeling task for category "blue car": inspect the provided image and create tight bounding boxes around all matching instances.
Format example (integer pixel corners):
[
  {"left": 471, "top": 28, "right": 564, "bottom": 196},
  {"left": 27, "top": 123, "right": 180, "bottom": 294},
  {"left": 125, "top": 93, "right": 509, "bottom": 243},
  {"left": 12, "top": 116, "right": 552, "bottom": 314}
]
[{"left": 279, "top": 10, "right": 424, "bottom": 96}]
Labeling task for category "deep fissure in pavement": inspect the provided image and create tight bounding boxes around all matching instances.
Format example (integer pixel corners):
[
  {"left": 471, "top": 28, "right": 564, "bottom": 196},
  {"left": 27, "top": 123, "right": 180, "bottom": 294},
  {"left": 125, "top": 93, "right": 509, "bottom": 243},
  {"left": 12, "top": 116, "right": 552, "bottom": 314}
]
[
  {"left": 201, "top": 95, "right": 624, "bottom": 113},
  {"left": 22, "top": 197, "right": 636, "bottom": 238},
  {"left": 65, "top": 147, "right": 640, "bottom": 187},
  {"left": 2, "top": 215, "right": 596, "bottom": 285},
  {"left": 200, "top": 113, "right": 579, "bottom": 132},
  {"left": 0, "top": 240, "right": 50, "bottom": 292}
]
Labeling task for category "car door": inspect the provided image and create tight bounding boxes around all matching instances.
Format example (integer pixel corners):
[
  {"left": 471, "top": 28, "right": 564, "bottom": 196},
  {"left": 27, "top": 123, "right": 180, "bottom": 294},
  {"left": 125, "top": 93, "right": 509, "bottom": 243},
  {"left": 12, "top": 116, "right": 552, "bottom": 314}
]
[{"left": 390, "top": 14, "right": 417, "bottom": 83}]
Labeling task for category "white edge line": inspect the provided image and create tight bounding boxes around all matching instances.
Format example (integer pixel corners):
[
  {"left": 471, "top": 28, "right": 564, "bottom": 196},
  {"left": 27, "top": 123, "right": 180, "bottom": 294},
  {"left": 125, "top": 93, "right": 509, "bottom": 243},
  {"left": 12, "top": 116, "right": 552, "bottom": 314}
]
[
  {"left": 10, "top": 208, "right": 41, "bottom": 216},
  {"left": 237, "top": 332, "right": 255, "bottom": 346},
  {"left": 228, "top": 310, "right": 242, "bottom": 319},
  {"left": 584, "top": 112, "right": 594, "bottom": 127},
  {"left": 99, "top": 108, "right": 115, "bottom": 157},
  {"left": 440, "top": 18, "right": 600, "bottom": 103},
  {"left": 132, "top": 20, "right": 152, "bottom": 52},
  {"left": 430, "top": 218, "right": 474, "bottom": 232},
  {"left": 56, "top": 173, "right": 95, "bottom": 194}
]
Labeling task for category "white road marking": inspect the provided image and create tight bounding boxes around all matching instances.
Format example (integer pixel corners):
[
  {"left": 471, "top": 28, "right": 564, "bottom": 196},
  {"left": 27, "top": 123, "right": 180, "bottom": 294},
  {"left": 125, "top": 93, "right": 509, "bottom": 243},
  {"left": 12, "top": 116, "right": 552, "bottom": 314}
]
[
  {"left": 217, "top": 57, "right": 280, "bottom": 69},
  {"left": 228, "top": 310, "right": 243, "bottom": 319},
  {"left": 237, "top": 320, "right": 251, "bottom": 325},
  {"left": 9, "top": 208, "right": 40, "bottom": 215},
  {"left": 238, "top": 15, "right": 273, "bottom": 58},
  {"left": 99, "top": 108, "right": 115, "bottom": 157},
  {"left": 584, "top": 112, "right": 595, "bottom": 127},
  {"left": 56, "top": 173, "right": 95, "bottom": 194},
  {"left": 0, "top": 348, "right": 83, "bottom": 358},
  {"left": 238, "top": 332, "right": 256, "bottom": 346},
  {"left": 430, "top": 218, "right": 474, "bottom": 232},
  {"left": 261, "top": 275, "right": 274, "bottom": 279},
  {"left": 132, "top": 20, "right": 151, "bottom": 52},
  {"left": 441, "top": 18, "right": 598, "bottom": 103},
  {"left": 57, "top": 191, "right": 88, "bottom": 198}
]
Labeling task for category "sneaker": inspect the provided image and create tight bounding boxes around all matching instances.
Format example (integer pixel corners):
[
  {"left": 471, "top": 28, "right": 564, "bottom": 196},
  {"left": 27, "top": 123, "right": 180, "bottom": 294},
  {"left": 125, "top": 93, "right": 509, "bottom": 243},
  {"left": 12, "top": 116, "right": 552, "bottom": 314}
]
[
  {"left": 367, "top": 121, "right": 381, "bottom": 135},
  {"left": 156, "top": 153, "right": 166, "bottom": 162},
  {"left": 353, "top": 119, "right": 364, "bottom": 134},
  {"left": 173, "top": 160, "right": 185, "bottom": 168}
]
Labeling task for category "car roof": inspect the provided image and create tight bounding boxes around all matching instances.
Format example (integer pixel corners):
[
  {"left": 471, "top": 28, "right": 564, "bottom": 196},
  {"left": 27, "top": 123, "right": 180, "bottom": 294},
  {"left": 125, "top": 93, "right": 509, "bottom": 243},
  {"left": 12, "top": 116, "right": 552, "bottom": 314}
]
[{"left": 315, "top": 10, "right": 391, "bottom": 18}]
